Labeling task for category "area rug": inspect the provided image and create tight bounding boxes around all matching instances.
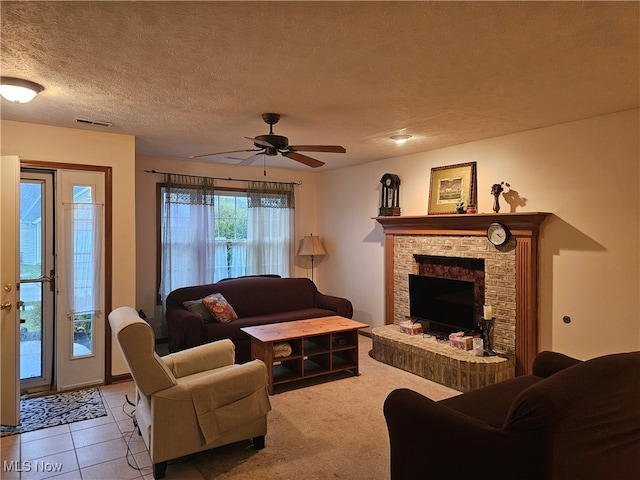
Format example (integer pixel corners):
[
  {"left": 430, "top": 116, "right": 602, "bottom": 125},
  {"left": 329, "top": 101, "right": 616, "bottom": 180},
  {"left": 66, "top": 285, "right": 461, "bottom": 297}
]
[{"left": 0, "top": 388, "right": 107, "bottom": 437}]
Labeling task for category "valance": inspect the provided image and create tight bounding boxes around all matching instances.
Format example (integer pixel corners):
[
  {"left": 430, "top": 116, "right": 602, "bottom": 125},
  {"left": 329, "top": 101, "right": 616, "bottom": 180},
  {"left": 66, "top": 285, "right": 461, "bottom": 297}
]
[
  {"left": 247, "top": 181, "right": 295, "bottom": 209},
  {"left": 163, "top": 174, "right": 215, "bottom": 206}
]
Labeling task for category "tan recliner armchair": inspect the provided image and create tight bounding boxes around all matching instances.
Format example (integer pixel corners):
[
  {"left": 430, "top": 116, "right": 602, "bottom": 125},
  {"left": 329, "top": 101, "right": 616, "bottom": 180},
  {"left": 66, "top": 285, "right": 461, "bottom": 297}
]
[{"left": 108, "top": 307, "right": 271, "bottom": 479}]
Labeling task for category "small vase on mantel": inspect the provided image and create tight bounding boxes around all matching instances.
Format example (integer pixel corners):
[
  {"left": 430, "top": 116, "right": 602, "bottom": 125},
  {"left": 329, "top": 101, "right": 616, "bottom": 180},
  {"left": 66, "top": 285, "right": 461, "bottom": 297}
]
[
  {"left": 490, "top": 182, "right": 505, "bottom": 213},
  {"left": 492, "top": 194, "right": 501, "bottom": 213}
]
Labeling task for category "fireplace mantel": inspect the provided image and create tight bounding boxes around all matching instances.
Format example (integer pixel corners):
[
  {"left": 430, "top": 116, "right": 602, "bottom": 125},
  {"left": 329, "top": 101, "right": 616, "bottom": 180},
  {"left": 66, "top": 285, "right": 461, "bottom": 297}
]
[
  {"left": 376, "top": 212, "right": 550, "bottom": 375},
  {"left": 375, "top": 212, "right": 549, "bottom": 236}
]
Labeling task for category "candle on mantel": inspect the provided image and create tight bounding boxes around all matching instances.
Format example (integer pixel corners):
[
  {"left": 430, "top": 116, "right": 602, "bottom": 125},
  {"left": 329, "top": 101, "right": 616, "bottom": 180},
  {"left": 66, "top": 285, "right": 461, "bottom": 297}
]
[{"left": 483, "top": 305, "right": 493, "bottom": 319}]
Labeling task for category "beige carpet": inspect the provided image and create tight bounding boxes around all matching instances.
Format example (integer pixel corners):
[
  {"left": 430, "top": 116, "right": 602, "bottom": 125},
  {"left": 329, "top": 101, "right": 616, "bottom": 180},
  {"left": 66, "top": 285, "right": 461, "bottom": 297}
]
[{"left": 192, "top": 335, "right": 460, "bottom": 480}]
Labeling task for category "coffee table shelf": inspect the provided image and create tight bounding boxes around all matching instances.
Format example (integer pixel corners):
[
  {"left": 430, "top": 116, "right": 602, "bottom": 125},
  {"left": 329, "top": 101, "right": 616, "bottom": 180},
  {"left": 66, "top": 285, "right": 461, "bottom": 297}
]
[{"left": 241, "top": 316, "right": 368, "bottom": 394}]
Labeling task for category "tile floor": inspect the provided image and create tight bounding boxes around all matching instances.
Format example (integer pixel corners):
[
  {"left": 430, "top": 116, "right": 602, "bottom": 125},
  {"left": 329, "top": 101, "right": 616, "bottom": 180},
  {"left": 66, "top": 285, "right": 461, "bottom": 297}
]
[{"left": 0, "top": 381, "right": 205, "bottom": 480}]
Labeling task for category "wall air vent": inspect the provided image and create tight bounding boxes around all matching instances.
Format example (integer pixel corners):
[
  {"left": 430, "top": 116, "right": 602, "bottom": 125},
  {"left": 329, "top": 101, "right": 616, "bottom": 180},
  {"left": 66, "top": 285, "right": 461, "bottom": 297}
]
[{"left": 74, "top": 118, "right": 114, "bottom": 128}]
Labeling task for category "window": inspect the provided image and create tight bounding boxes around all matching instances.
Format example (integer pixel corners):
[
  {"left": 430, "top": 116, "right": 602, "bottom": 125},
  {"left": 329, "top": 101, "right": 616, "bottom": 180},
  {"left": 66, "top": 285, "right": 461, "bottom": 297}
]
[
  {"left": 158, "top": 177, "right": 294, "bottom": 303},
  {"left": 65, "top": 184, "right": 103, "bottom": 358},
  {"left": 214, "top": 192, "right": 248, "bottom": 281}
]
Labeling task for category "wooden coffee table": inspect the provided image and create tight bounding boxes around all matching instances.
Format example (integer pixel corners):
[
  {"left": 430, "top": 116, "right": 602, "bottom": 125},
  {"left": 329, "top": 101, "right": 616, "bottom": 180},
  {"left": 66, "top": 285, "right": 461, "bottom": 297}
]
[{"left": 241, "top": 316, "right": 369, "bottom": 394}]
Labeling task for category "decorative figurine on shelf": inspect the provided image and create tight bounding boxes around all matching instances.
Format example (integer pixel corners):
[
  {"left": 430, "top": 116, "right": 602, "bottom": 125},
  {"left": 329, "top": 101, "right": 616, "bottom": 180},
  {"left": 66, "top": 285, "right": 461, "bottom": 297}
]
[
  {"left": 455, "top": 199, "right": 465, "bottom": 214},
  {"left": 379, "top": 173, "right": 401, "bottom": 216},
  {"left": 491, "top": 181, "right": 508, "bottom": 213}
]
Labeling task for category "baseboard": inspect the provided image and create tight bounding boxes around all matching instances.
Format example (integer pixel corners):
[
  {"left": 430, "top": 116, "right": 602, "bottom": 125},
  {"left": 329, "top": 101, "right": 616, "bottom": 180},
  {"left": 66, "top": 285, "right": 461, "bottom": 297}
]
[
  {"left": 22, "top": 382, "right": 106, "bottom": 399},
  {"left": 110, "top": 373, "right": 132, "bottom": 384}
]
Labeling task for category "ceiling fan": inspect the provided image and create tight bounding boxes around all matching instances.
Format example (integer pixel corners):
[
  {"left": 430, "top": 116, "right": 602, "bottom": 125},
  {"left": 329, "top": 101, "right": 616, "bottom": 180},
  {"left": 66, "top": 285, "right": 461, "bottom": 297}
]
[{"left": 189, "top": 113, "right": 346, "bottom": 168}]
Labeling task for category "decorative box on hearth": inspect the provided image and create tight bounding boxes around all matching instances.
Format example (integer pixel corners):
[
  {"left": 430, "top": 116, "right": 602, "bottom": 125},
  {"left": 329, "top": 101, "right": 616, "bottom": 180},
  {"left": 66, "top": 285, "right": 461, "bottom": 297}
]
[
  {"left": 449, "top": 333, "right": 474, "bottom": 350},
  {"left": 399, "top": 321, "right": 423, "bottom": 335}
]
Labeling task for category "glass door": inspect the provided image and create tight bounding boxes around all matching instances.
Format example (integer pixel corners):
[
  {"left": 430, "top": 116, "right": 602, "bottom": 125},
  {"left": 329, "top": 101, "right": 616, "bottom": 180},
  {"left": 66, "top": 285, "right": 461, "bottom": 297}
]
[
  {"left": 19, "top": 170, "right": 55, "bottom": 391},
  {"left": 56, "top": 169, "right": 105, "bottom": 390}
]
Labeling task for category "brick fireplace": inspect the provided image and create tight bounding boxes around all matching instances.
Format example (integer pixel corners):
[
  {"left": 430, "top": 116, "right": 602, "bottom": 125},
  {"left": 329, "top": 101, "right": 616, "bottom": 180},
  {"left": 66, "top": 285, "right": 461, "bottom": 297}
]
[
  {"left": 396, "top": 240, "right": 514, "bottom": 355},
  {"left": 376, "top": 212, "right": 549, "bottom": 375}
]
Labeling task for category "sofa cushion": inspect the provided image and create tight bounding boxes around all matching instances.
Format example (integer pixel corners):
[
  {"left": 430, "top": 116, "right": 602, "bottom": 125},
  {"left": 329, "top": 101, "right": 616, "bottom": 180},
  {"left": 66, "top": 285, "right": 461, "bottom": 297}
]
[
  {"left": 202, "top": 293, "right": 238, "bottom": 323},
  {"left": 211, "top": 277, "right": 318, "bottom": 317},
  {"left": 440, "top": 374, "right": 542, "bottom": 428},
  {"left": 504, "top": 351, "right": 640, "bottom": 432},
  {"left": 183, "top": 299, "right": 216, "bottom": 323}
]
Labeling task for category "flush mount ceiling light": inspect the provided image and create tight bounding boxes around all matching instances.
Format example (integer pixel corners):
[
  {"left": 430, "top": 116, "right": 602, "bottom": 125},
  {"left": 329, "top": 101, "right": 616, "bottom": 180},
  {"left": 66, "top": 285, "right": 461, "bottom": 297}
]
[
  {"left": 0, "top": 77, "right": 44, "bottom": 103},
  {"left": 390, "top": 134, "right": 412, "bottom": 144}
]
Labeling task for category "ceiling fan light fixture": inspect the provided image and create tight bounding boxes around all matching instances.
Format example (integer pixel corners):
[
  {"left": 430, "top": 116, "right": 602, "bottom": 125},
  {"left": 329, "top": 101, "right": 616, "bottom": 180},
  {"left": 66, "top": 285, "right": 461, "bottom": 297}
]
[
  {"left": 0, "top": 77, "right": 44, "bottom": 103},
  {"left": 390, "top": 134, "right": 412, "bottom": 145}
]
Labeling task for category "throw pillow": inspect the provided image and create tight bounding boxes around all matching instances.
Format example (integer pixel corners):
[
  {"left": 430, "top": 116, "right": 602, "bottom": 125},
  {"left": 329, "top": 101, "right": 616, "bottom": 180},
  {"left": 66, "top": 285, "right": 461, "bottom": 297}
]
[
  {"left": 183, "top": 299, "right": 216, "bottom": 323},
  {"left": 202, "top": 293, "right": 238, "bottom": 323}
]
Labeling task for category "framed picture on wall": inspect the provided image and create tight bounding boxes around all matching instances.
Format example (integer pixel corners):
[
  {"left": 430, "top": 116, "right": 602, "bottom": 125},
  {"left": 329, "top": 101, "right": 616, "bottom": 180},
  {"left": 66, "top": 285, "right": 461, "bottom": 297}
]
[{"left": 428, "top": 162, "right": 477, "bottom": 214}]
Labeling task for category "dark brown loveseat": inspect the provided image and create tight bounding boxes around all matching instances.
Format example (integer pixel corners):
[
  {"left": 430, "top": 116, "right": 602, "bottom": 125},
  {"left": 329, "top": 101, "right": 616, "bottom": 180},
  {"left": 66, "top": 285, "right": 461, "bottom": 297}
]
[
  {"left": 166, "top": 276, "right": 353, "bottom": 362},
  {"left": 384, "top": 350, "right": 640, "bottom": 480}
]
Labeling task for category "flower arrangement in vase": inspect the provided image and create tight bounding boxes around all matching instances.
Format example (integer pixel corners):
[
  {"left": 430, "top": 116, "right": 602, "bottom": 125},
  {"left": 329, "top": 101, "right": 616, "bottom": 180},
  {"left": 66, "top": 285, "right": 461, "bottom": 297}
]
[{"left": 490, "top": 181, "right": 510, "bottom": 213}]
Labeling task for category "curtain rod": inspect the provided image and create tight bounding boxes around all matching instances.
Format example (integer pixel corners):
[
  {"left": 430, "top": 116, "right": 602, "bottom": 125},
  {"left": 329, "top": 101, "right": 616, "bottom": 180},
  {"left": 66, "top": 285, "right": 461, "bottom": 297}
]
[{"left": 144, "top": 169, "right": 302, "bottom": 186}]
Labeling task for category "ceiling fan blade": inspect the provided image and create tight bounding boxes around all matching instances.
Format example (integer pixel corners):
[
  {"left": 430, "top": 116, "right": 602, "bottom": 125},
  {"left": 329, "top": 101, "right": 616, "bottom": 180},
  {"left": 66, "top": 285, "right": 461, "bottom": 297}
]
[
  {"left": 236, "top": 154, "right": 262, "bottom": 166},
  {"left": 245, "top": 136, "right": 274, "bottom": 148},
  {"left": 287, "top": 145, "right": 346, "bottom": 153},
  {"left": 282, "top": 151, "right": 325, "bottom": 168},
  {"left": 189, "top": 148, "right": 261, "bottom": 159}
]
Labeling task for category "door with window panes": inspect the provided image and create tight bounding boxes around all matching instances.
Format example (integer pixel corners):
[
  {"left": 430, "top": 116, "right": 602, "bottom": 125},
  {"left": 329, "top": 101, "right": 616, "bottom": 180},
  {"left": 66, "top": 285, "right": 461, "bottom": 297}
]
[{"left": 56, "top": 170, "right": 105, "bottom": 390}]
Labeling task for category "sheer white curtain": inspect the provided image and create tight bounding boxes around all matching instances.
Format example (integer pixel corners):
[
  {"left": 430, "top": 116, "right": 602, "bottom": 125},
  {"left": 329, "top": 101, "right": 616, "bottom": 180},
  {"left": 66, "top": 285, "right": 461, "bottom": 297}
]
[
  {"left": 212, "top": 239, "right": 248, "bottom": 282},
  {"left": 213, "top": 238, "right": 231, "bottom": 282},
  {"left": 64, "top": 203, "right": 103, "bottom": 318},
  {"left": 246, "top": 182, "right": 295, "bottom": 277},
  {"left": 230, "top": 241, "right": 246, "bottom": 278},
  {"left": 159, "top": 175, "right": 218, "bottom": 302}
]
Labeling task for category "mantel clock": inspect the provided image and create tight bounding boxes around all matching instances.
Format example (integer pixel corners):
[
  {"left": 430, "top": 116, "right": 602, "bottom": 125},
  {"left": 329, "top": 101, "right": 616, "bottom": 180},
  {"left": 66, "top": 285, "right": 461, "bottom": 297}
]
[{"left": 380, "top": 173, "right": 401, "bottom": 216}]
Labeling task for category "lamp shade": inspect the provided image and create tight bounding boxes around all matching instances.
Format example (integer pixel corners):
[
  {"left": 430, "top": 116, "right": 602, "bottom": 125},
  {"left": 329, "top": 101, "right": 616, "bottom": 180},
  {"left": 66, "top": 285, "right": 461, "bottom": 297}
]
[
  {"left": 297, "top": 234, "right": 326, "bottom": 256},
  {"left": 0, "top": 77, "right": 44, "bottom": 103}
]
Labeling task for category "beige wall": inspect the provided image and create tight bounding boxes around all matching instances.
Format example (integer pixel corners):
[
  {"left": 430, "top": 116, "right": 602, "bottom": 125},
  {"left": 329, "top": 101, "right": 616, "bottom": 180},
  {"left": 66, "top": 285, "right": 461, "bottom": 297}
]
[
  {"left": 134, "top": 155, "right": 320, "bottom": 333},
  {"left": 6, "top": 108, "right": 636, "bottom": 373},
  {"left": 316, "top": 109, "right": 640, "bottom": 360},
  {"left": 1, "top": 120, "right": 136, "bottom": 376}
]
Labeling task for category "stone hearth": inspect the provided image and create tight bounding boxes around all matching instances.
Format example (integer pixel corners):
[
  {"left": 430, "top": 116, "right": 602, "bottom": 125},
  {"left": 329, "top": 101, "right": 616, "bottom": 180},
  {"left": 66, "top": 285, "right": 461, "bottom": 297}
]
[{"left": 372, "top": 324, "right": 513, "bottom": 392}]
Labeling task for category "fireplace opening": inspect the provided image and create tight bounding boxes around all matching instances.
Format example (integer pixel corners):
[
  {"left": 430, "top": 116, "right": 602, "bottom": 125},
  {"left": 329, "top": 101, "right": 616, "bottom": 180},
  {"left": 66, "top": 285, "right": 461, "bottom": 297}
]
[
  {"left": 409, "top": 255, "right": 486, "bottom": 338},
  {"left": 409, "top": 274, "right": 477, "bottom": 338}
]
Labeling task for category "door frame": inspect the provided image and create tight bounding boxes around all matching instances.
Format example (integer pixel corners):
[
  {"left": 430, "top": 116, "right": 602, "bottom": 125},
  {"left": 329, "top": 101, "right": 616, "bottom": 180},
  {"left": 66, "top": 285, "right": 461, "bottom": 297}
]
[{"left": 21, "top": 160, "right": 114, "bottom": 384}]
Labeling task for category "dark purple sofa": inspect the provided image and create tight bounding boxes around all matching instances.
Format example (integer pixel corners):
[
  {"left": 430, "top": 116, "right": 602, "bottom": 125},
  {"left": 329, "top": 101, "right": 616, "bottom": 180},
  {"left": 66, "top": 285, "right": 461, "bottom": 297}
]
[
  {"left": 383, "top": 350, "right": 640, "bottom": 480},
  {"left": 165, "top": 276, "right": 354, "bottom": 363}
]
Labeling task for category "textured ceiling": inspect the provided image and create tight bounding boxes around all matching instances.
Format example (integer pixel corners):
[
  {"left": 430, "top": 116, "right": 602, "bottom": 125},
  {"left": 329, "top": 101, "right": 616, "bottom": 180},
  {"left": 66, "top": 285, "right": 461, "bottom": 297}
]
[{"left": 1, "top": 1, "right": 638, "bottom": 171}]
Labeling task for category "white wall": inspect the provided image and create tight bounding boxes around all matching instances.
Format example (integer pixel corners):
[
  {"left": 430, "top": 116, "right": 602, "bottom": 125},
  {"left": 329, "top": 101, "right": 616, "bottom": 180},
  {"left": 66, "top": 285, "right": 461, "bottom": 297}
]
[
  {"left": 316, "top": 109, "right": 640, "bottom": 360},
  {"left": 134, "top": 155, "right": 321, "bottom": 334},
  {"left": 1, "top": 120, "right": 136, "bottom": 376}
]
